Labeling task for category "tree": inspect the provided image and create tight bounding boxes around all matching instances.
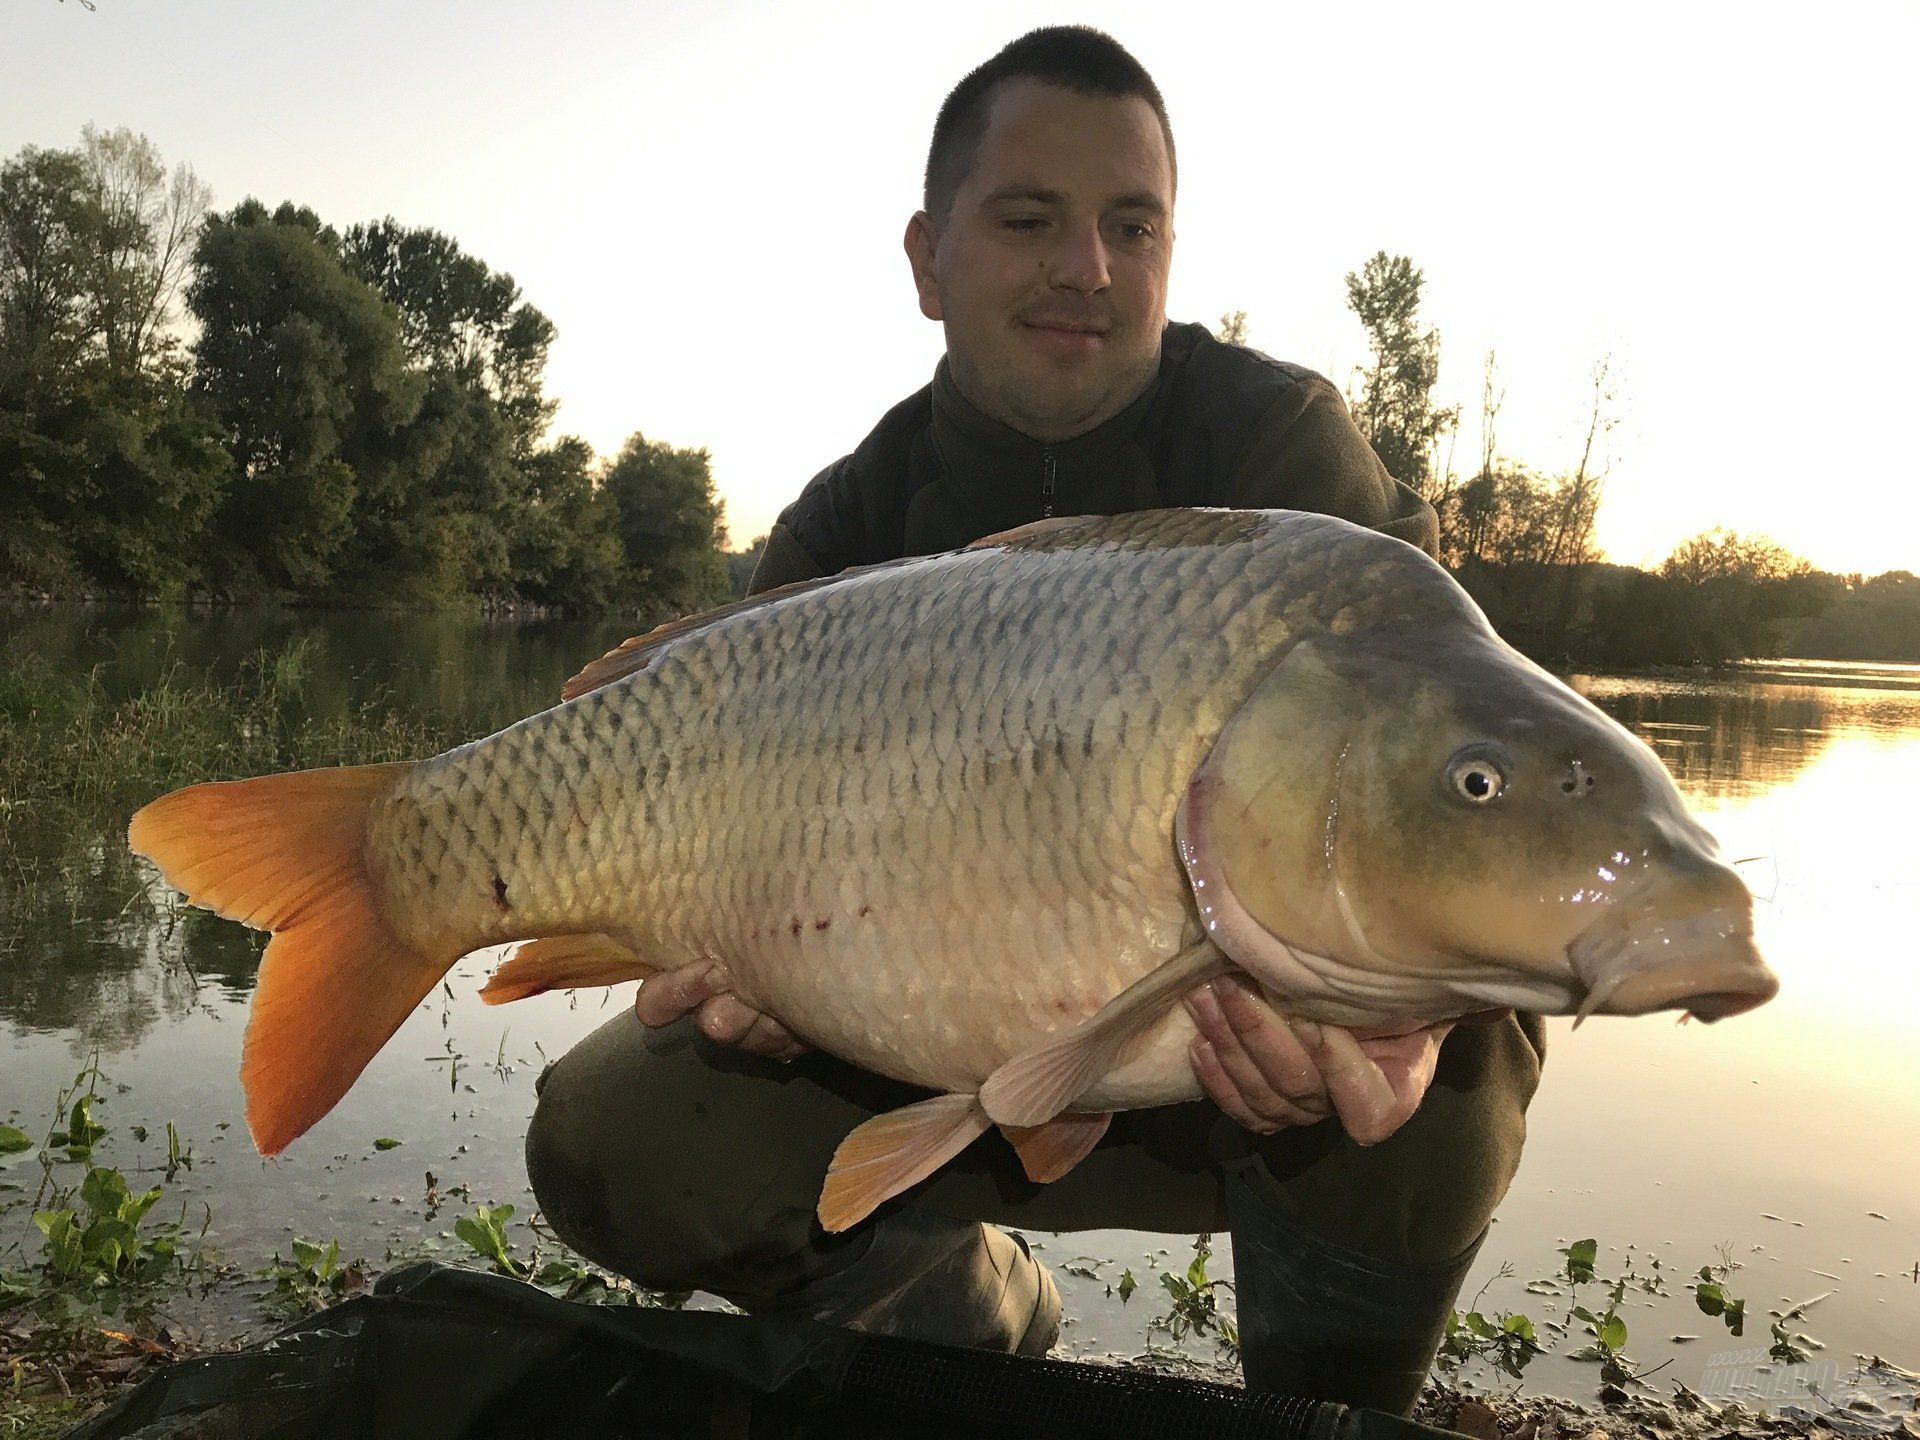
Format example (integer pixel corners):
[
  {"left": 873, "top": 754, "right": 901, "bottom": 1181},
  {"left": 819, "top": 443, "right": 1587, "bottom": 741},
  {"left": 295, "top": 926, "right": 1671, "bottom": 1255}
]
[
  {"left": 1, "top": 137, "right": 228, "bottom": 596},
  {"left": 601, "top": 433, "right": 731, "bottom": 619},
  {"left": 1659, "top": 528, "right": 1810, "bottom": 587},
  {"left": 1343, "top": 252, "right": 1457, "bottom": 499},
  {"left": 0, "top": 147, "right": 96, "bottom": 391},
  {"left": 77, "top": 126, "right": 211, "bottom": 380},
  {"left": 188, "top": 199, "right": 422, "bottom": 592},
  {"left": 1214, "top": 310, "right": 1249, "bottom": 346},
  {"left": 343, "top": 219, "right": 556, "bottom": 449},
  {"left": 510, "top": 435, "right": 625, "bottom": 611}
]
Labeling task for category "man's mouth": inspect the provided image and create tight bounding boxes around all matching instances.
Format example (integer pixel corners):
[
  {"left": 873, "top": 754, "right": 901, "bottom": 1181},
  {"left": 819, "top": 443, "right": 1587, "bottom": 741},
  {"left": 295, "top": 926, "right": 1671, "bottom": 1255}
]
[
  {"left": 1018, "top": 316, "right": 1109, "bottom": 340},
  {"left": 1018, "top": 319, "right": 1108, "bottom": 360}
]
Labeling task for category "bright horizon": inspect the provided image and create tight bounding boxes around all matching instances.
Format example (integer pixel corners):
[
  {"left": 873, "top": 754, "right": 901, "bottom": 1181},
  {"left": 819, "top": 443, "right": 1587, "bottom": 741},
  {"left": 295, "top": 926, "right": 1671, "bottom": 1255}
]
[{"left": 6, "top": 0, "right": 1916, "bottom": 575}]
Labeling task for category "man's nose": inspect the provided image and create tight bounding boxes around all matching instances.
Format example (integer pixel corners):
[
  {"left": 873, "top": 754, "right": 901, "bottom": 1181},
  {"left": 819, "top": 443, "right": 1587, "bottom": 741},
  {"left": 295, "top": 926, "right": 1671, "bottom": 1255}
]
[{"left": 1047, "top": 222, "right": 1110, "bottom": 293}]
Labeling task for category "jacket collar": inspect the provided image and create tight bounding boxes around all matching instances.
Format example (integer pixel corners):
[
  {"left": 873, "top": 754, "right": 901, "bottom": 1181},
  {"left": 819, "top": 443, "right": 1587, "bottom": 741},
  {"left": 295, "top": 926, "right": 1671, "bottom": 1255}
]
[{"left": 929, "top": 351, "right": 1164, "bottom": 518}]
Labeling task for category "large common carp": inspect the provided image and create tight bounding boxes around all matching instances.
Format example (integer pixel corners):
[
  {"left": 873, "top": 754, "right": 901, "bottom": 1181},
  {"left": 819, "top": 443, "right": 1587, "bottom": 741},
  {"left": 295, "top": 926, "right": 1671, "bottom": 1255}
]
[{"left": 129, "top": 510, "right": 1776, "bottom": 1230}]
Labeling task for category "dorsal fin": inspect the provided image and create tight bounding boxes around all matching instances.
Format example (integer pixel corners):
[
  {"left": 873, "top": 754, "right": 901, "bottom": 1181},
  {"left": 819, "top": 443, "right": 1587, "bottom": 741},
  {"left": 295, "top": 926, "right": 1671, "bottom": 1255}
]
[{"left": 561, "top": 515, "right": 1108, "bottom": 703}]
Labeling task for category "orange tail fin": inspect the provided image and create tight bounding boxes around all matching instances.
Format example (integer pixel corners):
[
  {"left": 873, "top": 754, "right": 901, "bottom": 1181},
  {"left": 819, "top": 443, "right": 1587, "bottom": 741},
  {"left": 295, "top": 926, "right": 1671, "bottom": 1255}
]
[
  {"left": 480, "top": 934, "right": 656, "bottom": 1005},
  {"left": 128, "top": 763, "right": 458, "bottom": 1156}
]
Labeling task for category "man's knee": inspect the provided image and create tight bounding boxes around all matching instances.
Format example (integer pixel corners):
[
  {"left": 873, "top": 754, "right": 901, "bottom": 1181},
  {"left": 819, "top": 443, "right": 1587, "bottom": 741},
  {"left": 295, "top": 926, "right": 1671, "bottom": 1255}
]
[{"left": 526, "top": 1013, "right": 839, "bottom": 1296}]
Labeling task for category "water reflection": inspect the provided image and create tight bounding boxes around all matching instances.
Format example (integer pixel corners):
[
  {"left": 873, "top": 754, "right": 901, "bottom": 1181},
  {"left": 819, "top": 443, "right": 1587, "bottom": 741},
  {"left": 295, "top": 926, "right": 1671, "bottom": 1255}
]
[
  {"left": 1572, "top": 673, "right": 1840, "bottom": 798},
  {"left": 2, "top": 602, "right": 634, "bottom": 735}
]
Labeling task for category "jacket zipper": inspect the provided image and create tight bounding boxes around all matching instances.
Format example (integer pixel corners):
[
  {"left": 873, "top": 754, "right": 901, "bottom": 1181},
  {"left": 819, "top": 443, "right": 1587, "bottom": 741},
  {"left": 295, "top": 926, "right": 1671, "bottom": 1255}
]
[{"left": 1041, "top": 450, "right": 1057, "bottom": 518}]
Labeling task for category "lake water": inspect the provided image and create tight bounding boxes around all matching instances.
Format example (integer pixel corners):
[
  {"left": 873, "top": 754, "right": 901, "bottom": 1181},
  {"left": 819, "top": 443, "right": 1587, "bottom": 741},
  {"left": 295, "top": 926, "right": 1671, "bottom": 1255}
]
[{"left": 2, "top": 609, "right": 1916, "bottom": 1408}]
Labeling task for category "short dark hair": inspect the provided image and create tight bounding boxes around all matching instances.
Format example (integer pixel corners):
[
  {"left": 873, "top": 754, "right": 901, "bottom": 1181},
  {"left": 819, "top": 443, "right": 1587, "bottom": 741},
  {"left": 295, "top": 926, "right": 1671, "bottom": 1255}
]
[{"left": 923, "top": 26, "right": 1175, "bottom": 224}]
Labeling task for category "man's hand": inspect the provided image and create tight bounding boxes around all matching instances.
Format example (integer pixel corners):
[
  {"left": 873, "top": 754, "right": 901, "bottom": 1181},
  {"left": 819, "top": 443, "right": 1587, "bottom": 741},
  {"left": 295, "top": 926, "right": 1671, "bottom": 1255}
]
[
  {"left": 634, "top": 961, "right": 809, "bottom": 1062},
  {"left": 1184, "top": 974, "right": 1459, "bottom": 1144}
]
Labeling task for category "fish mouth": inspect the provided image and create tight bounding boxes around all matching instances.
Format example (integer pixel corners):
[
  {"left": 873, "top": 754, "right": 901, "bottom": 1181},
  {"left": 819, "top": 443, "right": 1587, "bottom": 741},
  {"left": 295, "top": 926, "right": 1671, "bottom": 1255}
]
[{"left": 1566, "top": 904, "right": 1778, "bottom": 1025}]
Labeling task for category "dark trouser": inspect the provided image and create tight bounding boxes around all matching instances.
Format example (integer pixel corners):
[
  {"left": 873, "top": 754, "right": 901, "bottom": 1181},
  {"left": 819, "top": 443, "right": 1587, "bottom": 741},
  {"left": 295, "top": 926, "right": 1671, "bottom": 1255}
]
[{"left": 526, "top": 1011, "right": 1546, "bottom": 1402}]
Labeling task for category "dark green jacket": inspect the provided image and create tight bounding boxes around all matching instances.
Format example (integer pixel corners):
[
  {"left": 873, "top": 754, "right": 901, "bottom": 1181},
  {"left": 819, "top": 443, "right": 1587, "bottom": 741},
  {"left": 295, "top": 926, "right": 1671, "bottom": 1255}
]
[{"left": 749, "top": 320, "right": 1437, "bottom": 594}]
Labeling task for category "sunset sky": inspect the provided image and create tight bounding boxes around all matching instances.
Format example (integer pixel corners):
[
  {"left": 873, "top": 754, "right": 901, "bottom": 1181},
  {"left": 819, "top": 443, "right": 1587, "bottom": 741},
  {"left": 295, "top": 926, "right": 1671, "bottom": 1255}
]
[{"left": 6, "top": 0, "right": 1915, "bottom": 575}]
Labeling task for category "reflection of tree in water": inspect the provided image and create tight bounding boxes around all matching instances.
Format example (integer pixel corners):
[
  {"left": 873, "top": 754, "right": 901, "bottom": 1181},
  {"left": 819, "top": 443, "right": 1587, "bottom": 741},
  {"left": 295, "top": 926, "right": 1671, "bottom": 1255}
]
[
  {"left": 1573, "top": 681, "right": 1836, "bottom": 800},
  {"left": 0, "top": 822, "right": 252, "bottom": 1052}
]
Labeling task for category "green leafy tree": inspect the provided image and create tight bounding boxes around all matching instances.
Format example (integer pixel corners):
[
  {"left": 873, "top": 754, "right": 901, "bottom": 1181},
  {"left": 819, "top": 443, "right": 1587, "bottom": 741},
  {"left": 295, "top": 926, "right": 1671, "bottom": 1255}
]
[
  {"left": 510, "top": 434, "right": 625, "bottom": 610},
  {"left": 1343, "top": 251, "right": 1457, "bottom": 499},
  {"left": 344, "top": 219, "right": 557, "bottom": 448},
  {"left": 188, "top": 199, "right": 422, "bottom": 593},
  {"left": 1, "top": 135, "right": 227, "bottom": 595},
  {"left": 602, "top": 433, "right": 731, "bottom": 619},
  {"left": 0, "top": 146, "right": 96, "bottom": 392}
]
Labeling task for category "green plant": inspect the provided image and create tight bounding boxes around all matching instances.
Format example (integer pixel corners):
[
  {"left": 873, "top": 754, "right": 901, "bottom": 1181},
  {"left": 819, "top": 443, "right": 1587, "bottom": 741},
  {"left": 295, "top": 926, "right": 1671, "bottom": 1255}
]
[
  {"left": 32, "top": 1167, "right": 175, "bottom": 1286},
  {"left": 1438, "top": 1263, "right": 1542, "bottom": 1379},
  {"left": 264, "top": 1238, "right": 366, "bottom": 1312},
  {"left": 1150, "top": 1235, "right": 1238, "bottom": 1359},
  {"left": 45, "top": 1096, "right": 108, "bottom": 1167},
  {"left": 453, "top": 1202, "right": 525, "bottom": 1278},
  {"left": 1693, "top": 1258, "right": 1747, "bottom": 1337}
]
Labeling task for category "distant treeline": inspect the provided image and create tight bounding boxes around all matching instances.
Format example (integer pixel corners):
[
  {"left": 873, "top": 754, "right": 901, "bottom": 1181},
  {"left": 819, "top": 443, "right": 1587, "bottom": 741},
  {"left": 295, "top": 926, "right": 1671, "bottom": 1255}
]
[
  {"left": 3, "top": 130, "right": 1913, "bottom": 665},
  {"left": 1326, "top": 258, "right": 1919, "bottom": 666},
  {"left": 1, "top": 129, "right": 737, "bottom": 618}
]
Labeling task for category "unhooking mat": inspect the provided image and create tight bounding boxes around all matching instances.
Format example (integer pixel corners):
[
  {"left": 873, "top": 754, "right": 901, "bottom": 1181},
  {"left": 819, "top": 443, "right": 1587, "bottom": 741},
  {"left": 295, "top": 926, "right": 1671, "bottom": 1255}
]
[{"left": 68, "top": 1262, "right": 1472, "bottom": 1440}]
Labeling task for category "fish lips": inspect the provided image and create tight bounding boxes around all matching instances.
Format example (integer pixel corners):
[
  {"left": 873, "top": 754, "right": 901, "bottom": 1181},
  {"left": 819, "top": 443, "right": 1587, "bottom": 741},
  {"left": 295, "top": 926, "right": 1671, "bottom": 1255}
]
[{"left": 1565, "top": 905, "right": 1779, "bottom": 1025}]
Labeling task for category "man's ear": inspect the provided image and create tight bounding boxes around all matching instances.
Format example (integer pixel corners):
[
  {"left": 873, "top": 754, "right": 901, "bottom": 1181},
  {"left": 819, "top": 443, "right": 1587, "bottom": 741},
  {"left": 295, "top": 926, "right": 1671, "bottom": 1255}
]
[{"left": 904, "top": 211, "right": 942, "bottom": 322}]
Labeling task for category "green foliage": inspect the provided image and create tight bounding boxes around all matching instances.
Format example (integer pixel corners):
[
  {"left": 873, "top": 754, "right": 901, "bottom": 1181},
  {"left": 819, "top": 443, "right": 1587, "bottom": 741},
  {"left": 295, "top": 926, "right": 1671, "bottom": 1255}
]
[
  {"left": 453, "top": 1202, "right": 526, "bottom": 1278},
  {"left": 48, "top": 1095, "right": 108, "bottom": 1165},
  {"left": 33, "top": 1167, "right": 171, "bottom": 1284},
  {"left": 0, "top": 136, "right": 229, "bottom": 597},
  {"left": 1343, "top": 251, "right": 1457, "bottom": 495},
  {"left": 1442, "top": 1305, "right": 1543, "bottom": 1380},
  {"left": 602, "top": 432, "right": 733, "bottom": 621},
  {"left": 2, "top": 130, "right": 726, "bottom": 613},
  {"left": 1693, "top": 1270, "right": 1746, "bottom": 1336},
  {"left": 343, "top": 218, "right": 556, "bottom": 447},
  {"left": 1561, "top": 1237, "right": 1598, "bottom": 1285},
  {"left": 0, "top": 146, "right": 96, "bottom": 391},
  {"left": 188, "top": 198, "right": 421, "bottom": 593},
  {"left": 264, "top": 1237, "right": 367, "bottom": 1312},
  {"left": 1149, "top": 1235, "right": 1238, "bottom": 1359}
]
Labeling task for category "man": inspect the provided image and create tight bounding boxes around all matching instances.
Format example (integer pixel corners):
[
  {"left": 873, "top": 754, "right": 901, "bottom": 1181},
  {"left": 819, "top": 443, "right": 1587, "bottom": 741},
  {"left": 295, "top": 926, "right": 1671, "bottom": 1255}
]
[{"left": 527, "top": 27, "right": 1545, "bottom": 1415}]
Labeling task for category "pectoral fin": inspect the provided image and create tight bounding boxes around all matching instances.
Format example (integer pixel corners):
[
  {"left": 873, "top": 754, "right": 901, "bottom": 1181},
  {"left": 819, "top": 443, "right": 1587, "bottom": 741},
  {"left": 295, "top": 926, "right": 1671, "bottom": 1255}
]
[
  {"left": 979, "top": 939, "right": 1232, "bottom": 1128},
  {"left": 1000, "top": 1112, "right": 1113, "bottom": 1183},
  {"left": 817, "top": 1093, "right": 990, "bottom": 1233},
  {"left": 479, "top": 934, "right": 656, "bottom": 1004}
]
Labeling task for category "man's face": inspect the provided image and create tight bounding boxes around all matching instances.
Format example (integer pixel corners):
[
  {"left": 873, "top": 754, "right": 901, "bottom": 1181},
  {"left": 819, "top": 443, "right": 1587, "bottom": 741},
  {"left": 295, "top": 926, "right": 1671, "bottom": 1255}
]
[{"left": 906, "top": 79, "right": 1174, "bottom": 443}]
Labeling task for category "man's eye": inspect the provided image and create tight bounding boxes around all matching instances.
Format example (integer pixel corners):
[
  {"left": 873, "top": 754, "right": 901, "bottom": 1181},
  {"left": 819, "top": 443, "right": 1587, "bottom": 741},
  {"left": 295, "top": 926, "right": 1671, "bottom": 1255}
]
[
  {"left": 1001, "top": 216, "right": 1046, "bottom": 232},
  {"left": 1114, "top": 221, "right": 1153, "bottom": 242}
]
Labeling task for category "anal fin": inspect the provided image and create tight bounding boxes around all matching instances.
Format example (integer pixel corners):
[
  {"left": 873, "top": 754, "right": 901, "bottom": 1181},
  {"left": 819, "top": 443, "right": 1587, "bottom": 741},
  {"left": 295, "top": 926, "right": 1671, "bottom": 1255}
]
[
  {"left": 479, "top": 934, "right": 655, "bottom": 1005},
  {"left": 980, "top": 938, "right": 1232, "bottom": 1128},
  {"left": 1000, "top": 1112, "right": 1113, "bottom": 1183},
  {"left": 817, "top": 1093, "right": 990, "bottom": 1233}
]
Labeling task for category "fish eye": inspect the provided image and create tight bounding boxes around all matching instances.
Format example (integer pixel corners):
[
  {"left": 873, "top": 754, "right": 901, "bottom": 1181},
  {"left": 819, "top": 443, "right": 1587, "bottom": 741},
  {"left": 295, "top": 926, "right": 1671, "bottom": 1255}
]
[{"left": 1445, "top": 747, "right": 1508, "bottom": 805}]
